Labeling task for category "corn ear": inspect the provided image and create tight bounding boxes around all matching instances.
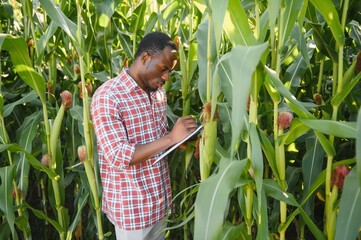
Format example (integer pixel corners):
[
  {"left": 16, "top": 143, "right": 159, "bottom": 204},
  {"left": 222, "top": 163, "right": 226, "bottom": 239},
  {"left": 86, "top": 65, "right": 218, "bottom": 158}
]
[
  {"left": 199, "top": 120, "right": 217, "bottom": 180},
  {"left": 50, "top": 104, "right": 65, "bottom": 169}
]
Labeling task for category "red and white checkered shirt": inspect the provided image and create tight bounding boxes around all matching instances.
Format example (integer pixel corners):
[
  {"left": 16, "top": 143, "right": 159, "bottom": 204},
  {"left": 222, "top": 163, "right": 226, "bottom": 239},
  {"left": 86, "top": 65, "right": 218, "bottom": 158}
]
[{"left": 91, "top": 68, "right": 172, "bottom": 230}]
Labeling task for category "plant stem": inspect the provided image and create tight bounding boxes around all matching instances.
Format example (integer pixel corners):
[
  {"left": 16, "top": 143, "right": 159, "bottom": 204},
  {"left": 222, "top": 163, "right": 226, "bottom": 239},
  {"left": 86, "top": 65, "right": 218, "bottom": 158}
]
[
  {"left": 254, "top": 0, "right": 260, "bottom": 40},
  {"left": 206, "top": 14, "right": 212, "bottom": 101},
  {"left": 277, "top": 128, "right": 287, "bottom": 240},
  {"left": 52, "top": 178, "right": 65, "bottom": 235},
  {"left": 317, "top": 58, "right": 324, "bottom": 93},
  {"left": 47, "top": 108, "right": 67, "bottom": 239},
  {"left": 327, "top": 185, "right": 338, "bottom": 240},
  {"left": 40, "top": 178, "right": 49, "bottom": 226},
  {"left": 79, "top": 53, "right": 104, "bottom": 239},
  {"left": 0, "top": 107, "right": 26, "bottom": 237},
  {"left": 325, "top": 0, "right": 348, "bottom": 235},
  {"left": 276, "top": 6, "right": 285, "bottom": 75}
]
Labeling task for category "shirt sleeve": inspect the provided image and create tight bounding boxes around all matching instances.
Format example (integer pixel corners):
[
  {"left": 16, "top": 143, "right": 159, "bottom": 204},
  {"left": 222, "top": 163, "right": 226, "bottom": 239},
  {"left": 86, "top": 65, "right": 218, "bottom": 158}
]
[{"left": 91, "top": 91, "right": 135, "bottom": 169}]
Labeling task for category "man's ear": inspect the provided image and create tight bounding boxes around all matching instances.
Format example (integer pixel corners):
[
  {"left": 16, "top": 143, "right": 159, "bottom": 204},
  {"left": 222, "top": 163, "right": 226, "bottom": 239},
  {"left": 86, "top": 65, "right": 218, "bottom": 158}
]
[{"left": 140, "top": 52, "right": 150, "bottom": 64}]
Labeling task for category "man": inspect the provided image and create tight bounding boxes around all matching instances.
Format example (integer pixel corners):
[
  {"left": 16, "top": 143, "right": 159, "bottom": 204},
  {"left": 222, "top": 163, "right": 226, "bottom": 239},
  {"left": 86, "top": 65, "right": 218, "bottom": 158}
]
[{"left": 91, "top": 32, "right": 197, "bottom": 239}]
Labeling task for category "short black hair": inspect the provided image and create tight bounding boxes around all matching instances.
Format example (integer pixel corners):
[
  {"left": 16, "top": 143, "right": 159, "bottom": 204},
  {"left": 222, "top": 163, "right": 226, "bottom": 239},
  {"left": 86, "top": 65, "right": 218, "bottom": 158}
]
[{"left": 135, "top": 32, "right": 177, "bottom": 59}]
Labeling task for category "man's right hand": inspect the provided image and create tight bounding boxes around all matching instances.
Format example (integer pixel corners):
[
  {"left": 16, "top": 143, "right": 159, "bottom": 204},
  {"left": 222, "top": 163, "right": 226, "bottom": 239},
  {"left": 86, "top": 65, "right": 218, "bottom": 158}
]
[{"left": 169, "top": 116, "right": 198, "bottom": 144}]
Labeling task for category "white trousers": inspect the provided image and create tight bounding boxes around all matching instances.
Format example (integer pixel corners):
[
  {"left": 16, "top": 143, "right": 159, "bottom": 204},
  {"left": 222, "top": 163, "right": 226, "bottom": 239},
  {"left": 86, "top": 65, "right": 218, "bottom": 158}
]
[{"left": 115, "top": 220, "right": 166, "bottom": 240}]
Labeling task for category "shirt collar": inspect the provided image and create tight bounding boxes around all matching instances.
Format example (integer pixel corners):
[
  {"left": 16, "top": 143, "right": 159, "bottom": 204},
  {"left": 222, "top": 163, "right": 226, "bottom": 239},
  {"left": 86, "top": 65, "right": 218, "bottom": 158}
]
[{"left": 121, "top": 68, "right": 139, "bottom": 92}]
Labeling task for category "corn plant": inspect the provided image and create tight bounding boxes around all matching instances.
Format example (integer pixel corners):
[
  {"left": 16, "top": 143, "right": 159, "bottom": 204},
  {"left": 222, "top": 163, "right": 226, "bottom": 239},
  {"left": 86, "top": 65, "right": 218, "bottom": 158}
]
[
  {"left": 190, "top": 0, "right": 361, "bottom": 239},
  {"left": 1, "top": 0, "right": 361, "bottom": 239}
]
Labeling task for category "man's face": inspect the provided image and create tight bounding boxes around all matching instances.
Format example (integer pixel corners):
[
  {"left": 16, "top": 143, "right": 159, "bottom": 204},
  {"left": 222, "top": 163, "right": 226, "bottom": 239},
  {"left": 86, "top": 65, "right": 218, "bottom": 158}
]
[{"left": 138, "top": 46, "right": 178, "bottom": 92}]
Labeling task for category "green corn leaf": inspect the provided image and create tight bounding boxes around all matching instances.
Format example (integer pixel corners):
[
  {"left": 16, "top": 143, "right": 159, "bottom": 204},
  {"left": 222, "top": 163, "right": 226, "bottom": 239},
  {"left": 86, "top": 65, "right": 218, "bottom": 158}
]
[
  {"left": 298, "top": 0, "right": 309, "bottom": 31},
  {"left": 265, "top": 66, "right": 336, "bottom": 156},
  {"left": 217, "top": 43, "right": 267, "bottom": 155},
  {"left": 264, "top": 78, "right": 281, "bottom": 104},
  {"left": 66, "top": 192, "right": 89, "bottom": 240},
  {"left": 258, "top": 127, "right": 279, "bottom": 181},
  {"left": 24, "top": 203, "right": 63, "bottom": 233},
  {"left": 335, "top": 168, "right": 361, "bottom": 240},
  {"left": 259, "top": 9, "right": 269, "bottom": 42},
  {"left": 196, "top": 18, "right": 216, "bottom": 102},
  {"left": 268, "top": 0, "right": 282, "bottom": 45},
  {"left": 16, "top": 111, "right": 42, "bottom": 198},
  {"left": 2, "top": 91, "right": 38, "bottom": 118},
  {"left": 314, "top": 131, "right": 336, "bottom": 157},
  {"left": 69, "top": 105, "right": 84, "bottom": 122},
  {"left": 94, "top": 0, "right": 120, "bottom": 64},
  {"left": 0, "top": 144, "right": 60, "bottom": 180},
  {"left": 129, "top": 1, "right": 146, "bottom": 35},
  {"left": 280, "top": 0, "right": 303, "bottom": 47},
  {"left": 302, "top": 136, "right": 324, "bottom": 214},
  {"left": 292, "top": 22, "right": 312, "bottom": 72},
  {"left": 0, "top": 165, "right": 16, "bottom": 238},
  {"left": 263, "top": 179, "right": 299, "bottom": 206},
  {"left": 97, "top": 0, "right": 121, "bottom": 28},
  {"left": 309, "top": 0, "right": 345, "bottom": 46},
  {"left": 249, "top": 124, "right": 268, "bottom": 239},
  {"left": 194, "top": 158, "right": 247, "bottom": 240},
  {"left": 38, "top": 0, "right": 78, "bottom": 45},
  {"left": 299, "top": 119, "right": 356, "bottom": 139},
  {"left": 331, "top": 72, "right": 361, "bottom": 107},
  {"left": 24, "top": 150, "right": 60, "bottom": 180},
  {"left": 144, "top": 12, "right": 158, "bottom": 35},
  {"left": 281, "top": 118, "right": 310, "bottom": 145},
  {"left": 164, "top": 211, "right": 195, "bottom": 231},
  {"left": 117, "top": 31, "right": 133, "bottom": 59},
  {"left": 0, "top": 224, "right": 11, "bottom": 240},
  {"left": 265, "top": 66, "right": 312, "bottom": 119},
  {"left": 162, "top": 1, "right": 179, "bottom": 25},
  {"left": 187, "top": 42, "right": 198, "bottom": 88},
  {"left": 298, "top": 207, "right": 326, "bottom": 240},
  {"left": 342, "top": 59, "right": 356, "bottom": 87},
  {"left": 37, "top": 21, "right": 59, "bottom": 56},
  {"left": 282, "top": 205, "right": 325, "bottom": 239},
  {"left": 178, "top": 37, "right": 188, "bottom": 99},
  {"left": 95, "top": 0, "right": 121, "bottom": 65},
  {"left": 357, "top": 108, "right": 361, "bottom": 186},
  {"left": 284, "top": 53, "right": 308, "bottom": 88},
  {"left": 349, "top": 20, "right": 361, "bottom": 48},
  {"left": 256, "top": 188, "right": 270, "bottom": 240},
  {"left": 223, "top": 0, "right": 257, "bottom": 46},
  {"left": 0, "top": 35, "right": 46, "bottom": 103},
  {"left": 219, "top": 222, "right": 251, "bottom": 240},
  {"left": 185, "top": 144, "right": 195, "bottom": 171},
  {"left": 310, "top": 22, "right": 338, "bottom": 63},
  {"left": 300, "top": 158, "right": 355, "bottom": 205},
  {"left": 208, "top": 0, "right": 229, "bottom": 49}
]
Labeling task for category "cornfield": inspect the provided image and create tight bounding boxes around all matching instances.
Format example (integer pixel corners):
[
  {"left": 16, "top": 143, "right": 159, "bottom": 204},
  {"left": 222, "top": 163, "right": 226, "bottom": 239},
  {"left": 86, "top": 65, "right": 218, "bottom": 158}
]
[{"left": 1, "top": 0, "right": 361, "bottom": 239}]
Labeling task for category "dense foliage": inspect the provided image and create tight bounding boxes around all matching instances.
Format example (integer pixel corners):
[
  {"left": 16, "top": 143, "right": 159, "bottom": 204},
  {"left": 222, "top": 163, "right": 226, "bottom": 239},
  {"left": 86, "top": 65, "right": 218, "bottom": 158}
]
[{"left": 1, "top": 0, "right": 361, "bottom": 239}]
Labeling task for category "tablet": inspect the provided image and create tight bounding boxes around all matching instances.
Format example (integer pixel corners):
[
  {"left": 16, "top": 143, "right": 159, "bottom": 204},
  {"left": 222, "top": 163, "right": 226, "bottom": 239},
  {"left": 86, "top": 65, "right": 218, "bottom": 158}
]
[{"left": 152, "top": 124, "right": 204, "bottom": 165}]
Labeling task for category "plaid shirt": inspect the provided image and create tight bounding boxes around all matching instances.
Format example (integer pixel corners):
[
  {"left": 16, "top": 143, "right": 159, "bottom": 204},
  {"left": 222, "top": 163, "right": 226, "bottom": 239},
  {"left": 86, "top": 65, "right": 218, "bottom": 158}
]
[{"left": 91, "top": 68, "right": 172, "bottom": 230}]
